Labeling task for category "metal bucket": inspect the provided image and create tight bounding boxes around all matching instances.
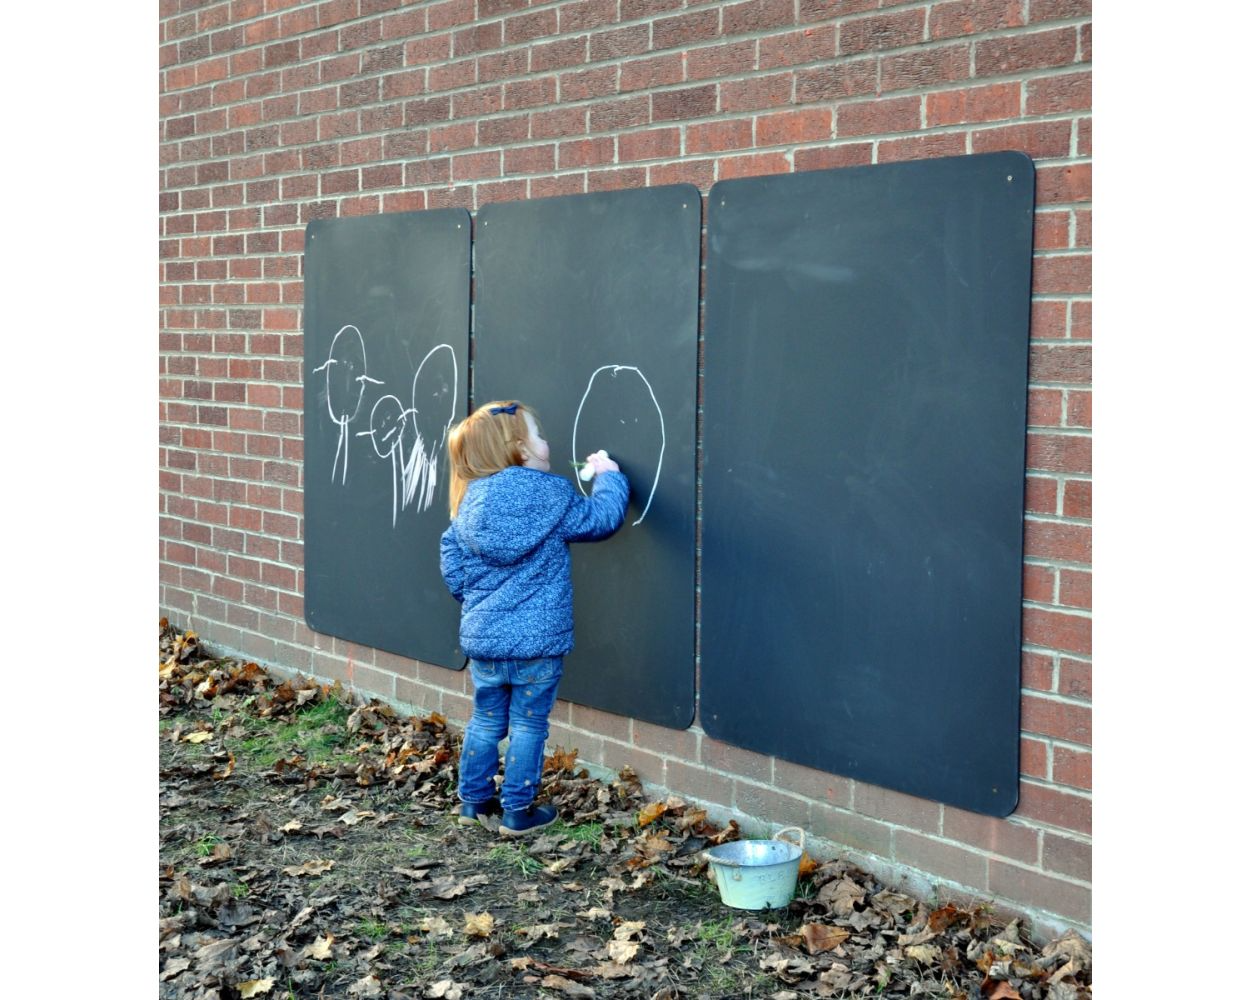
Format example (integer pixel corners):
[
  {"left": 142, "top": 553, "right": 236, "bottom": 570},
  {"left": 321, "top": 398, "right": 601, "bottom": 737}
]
[{"left": 703, "top": 826, "right": 805, "bottom": 910}]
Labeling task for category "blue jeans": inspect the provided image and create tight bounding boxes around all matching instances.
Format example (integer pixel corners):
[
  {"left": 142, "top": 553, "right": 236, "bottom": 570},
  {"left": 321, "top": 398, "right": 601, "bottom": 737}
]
[{"left": 457, "top": 656, "right": 564, "bottom": 814}]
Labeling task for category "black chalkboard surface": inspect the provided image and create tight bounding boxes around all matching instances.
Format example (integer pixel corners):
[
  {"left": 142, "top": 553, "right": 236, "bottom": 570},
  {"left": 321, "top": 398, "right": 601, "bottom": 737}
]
[
  {"left": 473, "top": 185, "right": 700, "bottom": 729},
  {"left": 303, "top": 210, "right": 470, "bottom": 669},
  {"left": 702, "top": 152, "right": 1034, "bottom": 816}
]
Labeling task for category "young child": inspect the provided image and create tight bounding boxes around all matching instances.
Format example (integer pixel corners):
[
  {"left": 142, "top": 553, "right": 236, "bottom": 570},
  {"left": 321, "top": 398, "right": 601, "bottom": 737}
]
[{"left": 440, "top": 400, "right": 629, "bottom": 836}]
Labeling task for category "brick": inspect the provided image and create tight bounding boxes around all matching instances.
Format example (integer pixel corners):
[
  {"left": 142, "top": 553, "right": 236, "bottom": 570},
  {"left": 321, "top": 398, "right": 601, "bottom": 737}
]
[
  {"left": 927, "top": 82, "right": 1021, "bottom": 126},
  {"left": 1030, "top": 0, "right": 1091, "bottom": 21},
  {"left": 894, "top": 831, "right": 989, "bottom": 890},
  {"left": 1028, "top": 387, "right": 1062, "bottom": 427},
  {"left": 1016, "top": 780, "right": 1090, "bottom": 833},
  {"left": 686, "top": 40, "right": 758, "bottom": 82},
  {"left": 718, "top": 152, "right": 789, "bottom": 180},
  {"left": 760, "top": 25, "right": 837, "bottom": 70},
  {"left": 854, "top": 783, "right": 941, "bottom": 833},
  {"left": 590, "top": 24, "right": 649, "bottom": 62},
  {"left": 505, "top": 77, "right": 558, "bottom": 111},
  {"left": 774, "top": 758, "right": 852, "bottom": 808},
  {"left": 1021, "top": 694, "right": 1090, "bottom": 744},
  {"left": 666, "top": 759, "right": 734, "bottom": 805},
  {"left": 756, "top": 108, "right": 831, "bottom": 146},
  {"left": 975, "top": 28, "right": 1079, "bottom": 76},
  {"left": 1033, "top": 210, "right": 1070, "bottom": 251},
  {"left": 1022, "top": 563, "right": 1054, "bottom": 603},
  {"left": 700, "top": 736, "right": 772, "bottom": 783},
  {"left": 653, "top": 8, "right": 720, "bottom": 50},
  {"left": 653, "top": 85, "right": 717, "bottom": 123},
  {"left": 503, "top": 8, "right": 557, "bottom": 45},
  {"left": 559, "top": 66, "right": 619, "bottom": 102},
  {"left": 1062, "top": 480, "right": 1091, "bottom": 520},
  {"left": 794, "top": 143, "right": 873, "bottom": 172},
  {"left": 1023, "top": 607, "right": 1090, "bottom": 656},
  {"left": 688, "top": 118, "right": 753, "bottom": 155},
  {"left": 840, "top": 8, "right": 925, "bottom": 54},
  {"left": 1058, "top": 569, "right": 1090, "bottom": 610},
  {"left": 720, "top": 73, "right": 793, "bottom": 113},
  {"left": 734, "top": 780, "right": 812, "bottom": 830},
  {"left": 1023, "top": 518, "right": 1090, "bottom": 563},
  {"left": 559, "top": 0, "right": 617, "bottom": 32},
  {"left": 620, "top": 54, "right": 683, "bottom": 93},
  {"left": 504, "top": 144, "right": 556, "bottom": 175},
  {"left": 602, "top": 740, "right": 665, "bottom": 788},
  {"left": 1020, "top": 737, "right": 1048, "bottom": 779},
  {"left": 987, "top": 860, "right": 1089, "bottom": 924},
  {"left": 1053, "top": 746, "right": 1091, "bottom": 790},
  {"left": 809, "top": 803, "right": 893, "bottom": 858},
  {"left": 531, "top": 35, "right": 588, "bottom": 73},
  {"left": 587, "top": 166, "right": 647, "bottom": 192},
  {"left": 972, "top": 120, "right": 1072, "bottom": 159},
  {"left": 837, "top": 96, "right": 921, "bottom": 137},
  {"left": 1026, "top": 70, "right": 1091, "bottom": 115},
  {"left": 619, "top": 127, "right": 680, "bottom": 162},
  {"left": 1042, "top": 831, "right": 1091, "bottom": 881},
  {"left": 649, "top": 159, "right": 715, "bottom": 189},
  {"left": 1027, "top": 431, "right": 1090, "bottom": 475},
  {"left": 931, "top": 0, "right": 1025, "bottom": 40},
  {"left": 1021, "top": 650, "right": 1054, "bottom": 692},
  {"left": 558, "top": 136, "right": 615, "bottom": 169},
  {"left": 1032, "top": 254, "right": 1091, "bottom": 295},
  {"left": 880, "top": 44, "right": 975, "bottom": 92}
]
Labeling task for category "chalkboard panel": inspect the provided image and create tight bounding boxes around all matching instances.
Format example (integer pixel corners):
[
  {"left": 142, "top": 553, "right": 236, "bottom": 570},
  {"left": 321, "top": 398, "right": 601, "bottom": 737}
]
[
  {"left": 474, "top": 185, "right": 700, "bottom": 729},
  {"left": 702, "top": 153, "right": 1034, "bottom": 816},
  {"left": 303, "top": 210, "right": 470, "bottom": 669}
]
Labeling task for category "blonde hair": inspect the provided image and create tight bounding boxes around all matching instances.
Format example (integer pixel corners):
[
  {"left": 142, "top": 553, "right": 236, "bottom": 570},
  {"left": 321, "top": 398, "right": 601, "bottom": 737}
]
[{"left": 446, "top": 401, "right": 540, "bottom": 517}]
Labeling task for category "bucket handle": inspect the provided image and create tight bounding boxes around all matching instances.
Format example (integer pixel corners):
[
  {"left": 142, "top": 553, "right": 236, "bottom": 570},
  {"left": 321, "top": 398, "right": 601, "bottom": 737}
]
[{"left": 774, "top": 826, "right": 806, "bottom": 852}]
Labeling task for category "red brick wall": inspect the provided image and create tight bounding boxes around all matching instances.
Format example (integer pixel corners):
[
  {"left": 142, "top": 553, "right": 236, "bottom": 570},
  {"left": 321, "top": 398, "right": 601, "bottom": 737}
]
[{"left": 159, "top": 0, "right": 1092, "bottom": 935}]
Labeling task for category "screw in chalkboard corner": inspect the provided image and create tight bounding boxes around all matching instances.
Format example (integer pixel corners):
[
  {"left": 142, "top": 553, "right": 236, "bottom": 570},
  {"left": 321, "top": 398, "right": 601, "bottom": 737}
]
[{"left": 1007, "top": 175, "right": 1013, "bottom": 182}]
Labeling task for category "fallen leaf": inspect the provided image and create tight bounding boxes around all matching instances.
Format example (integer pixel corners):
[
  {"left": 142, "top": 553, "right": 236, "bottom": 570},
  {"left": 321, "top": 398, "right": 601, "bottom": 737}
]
[
  {"left": 578, "top": 907, "right": 612, "bottom": 921},
  {"left": 541, "top": 974, "right": 595, "bottom": 998},
  {"left": 339, "top": 809, "right": 376, "bottom": 826},
  {"left": 280, "top": 820, "right": 302, "bottom": 833},
  {"left": 348, "top": 974, "right": 384, "bottom": 997},
  {"left": 420, "top": 916, "right": 455, "bottom": 937},
  {"left": 426, "top": 979, "right": 465, "bottom": 999},
  {"left": 237, "top": 980, "right": 274, "bottom": 998},
  {"left": 282, "top": 859, "right": 334, "bottom": 877},
  {"left": 160, "top": 957, "right": 191, "bottom": 980},
  {"left": 305, "top": 934, "right": 334, "bottom": 960},
  {"left": 985, "top": 981, "right": 1022, "bottom": 1000},
  {"left": 464, "top": 912, "right": 495, "bottom": 938},
  {"left": 798, "top": 852, "right": 820, "bottom": 878},
  {"left": 798, "top": 923, "right": 849, "bottom": 955},
  {"left": 183, "top": 731, "right": 212, "bottom": 744},
  {"left": 213, "top": 752, "right": 236, "bottom": 780},
  {"left": 817, "top": 877, "right": 865, "bottom": 916},
  {"left": 607, "top": 940, "right": 639, "bottom": 964},
  {"left": 638, "top": 801, "right": 667, "bottom": 827},
  {"left": 905, "top": 943, "right": 942, "bottom": 965},
  {"left": 545, "top": 746, "right": 580, "bottom": 773}
]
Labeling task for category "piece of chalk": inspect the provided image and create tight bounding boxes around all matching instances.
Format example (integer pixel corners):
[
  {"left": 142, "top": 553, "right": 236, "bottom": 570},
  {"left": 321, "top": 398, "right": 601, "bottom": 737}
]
[{"left": 579, "top": 450, "right": 608, "bottom": 481}]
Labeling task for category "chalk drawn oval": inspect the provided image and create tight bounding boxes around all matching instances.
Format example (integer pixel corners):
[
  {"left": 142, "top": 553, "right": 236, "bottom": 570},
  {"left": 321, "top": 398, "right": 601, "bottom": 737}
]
[
  {"left": 409, "top": 343, "right": 458, "bottom": 451},
  {"left": 365, "top": 394, "right": 408, "bottom": 460},
  {"left": 572, "top": 365, "right": 665, "bottom": 526},
  {"left": 323, "top": 324, "right": 369, "bottom": 424}
]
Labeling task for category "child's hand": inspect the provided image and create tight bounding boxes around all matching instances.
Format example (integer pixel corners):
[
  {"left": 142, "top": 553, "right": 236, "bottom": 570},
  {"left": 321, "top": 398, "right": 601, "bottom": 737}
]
[{"left": 579, "top": 450, "right": 619, "bottom": 480}]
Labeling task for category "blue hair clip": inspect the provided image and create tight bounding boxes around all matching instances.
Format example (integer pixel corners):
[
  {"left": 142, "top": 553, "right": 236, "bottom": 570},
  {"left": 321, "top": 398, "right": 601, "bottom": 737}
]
[{"left": 489, "top": 403, "right": 518, "bottom": 415}]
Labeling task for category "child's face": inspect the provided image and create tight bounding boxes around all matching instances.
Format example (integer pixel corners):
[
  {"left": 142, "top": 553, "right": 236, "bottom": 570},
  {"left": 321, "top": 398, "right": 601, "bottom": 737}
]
[{"left": 520, "top": 410, "right": 550, "bottom": 472}]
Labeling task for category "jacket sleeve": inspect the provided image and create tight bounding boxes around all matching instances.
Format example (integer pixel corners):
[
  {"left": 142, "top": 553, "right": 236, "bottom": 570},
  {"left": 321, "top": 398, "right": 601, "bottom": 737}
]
[
  {"left": 439, "top": 524, "right": 465, "bottom": 602},
  {"left": 558, "top": 470, "right": 630, "bottom": 543}
]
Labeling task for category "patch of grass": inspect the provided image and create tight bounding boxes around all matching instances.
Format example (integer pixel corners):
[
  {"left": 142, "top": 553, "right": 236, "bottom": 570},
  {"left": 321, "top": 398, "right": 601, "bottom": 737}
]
[
  {"left": 553, "top": 819, "right": 604, "bottom": 846},
  {"left": 232, "top": 694, "right": 357, "bottom": 766},
  {"left": 194, "top": 835, "right": 223, "bottom": 857},
  {"left": 232, "top": 882, "right": 250, "bottom": 898},
  {"left": 487, "top": 842, "right": 544, "bottom": 877},
  {"left": 356, "top": 919, "right": 389, "bottom": 940},
  {"left": 696, "top": 916, "right": 738, "bottom": 952}
]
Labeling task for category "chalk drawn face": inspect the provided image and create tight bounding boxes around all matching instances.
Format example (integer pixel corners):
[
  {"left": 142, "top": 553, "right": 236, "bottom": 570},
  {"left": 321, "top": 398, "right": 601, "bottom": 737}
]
[
  {"left": 325, "top": 325, "right": 368, "bottom": 424},
  {"left": 366, "top": 395, "right": 408, "bottom": 460},
  {"left": 572, "top": 365, "right": 665, "bottom": 526},
  {"left": 521, "top": 410, "right": 551, "bottom": 472},
  {"left": 409, "top": 343, "right": 458, "bottom": 452}
]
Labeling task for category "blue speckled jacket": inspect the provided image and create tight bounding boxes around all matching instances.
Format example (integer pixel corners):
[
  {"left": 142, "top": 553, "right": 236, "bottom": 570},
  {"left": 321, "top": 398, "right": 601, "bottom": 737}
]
[{"left": 439, "top": 465, "right": 630, "bottom": 659}]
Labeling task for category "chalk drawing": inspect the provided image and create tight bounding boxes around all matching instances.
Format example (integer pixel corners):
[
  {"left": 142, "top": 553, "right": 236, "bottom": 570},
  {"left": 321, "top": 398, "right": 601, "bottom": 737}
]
[
  {"left": 354, "top": 343, "right": 458, "bottom": 526},
  {"left": 311, "top": 324, "right": 384, "bottom": 485},
  {"left": 572, "top": 364, "right": 665, "bottom": 526}
]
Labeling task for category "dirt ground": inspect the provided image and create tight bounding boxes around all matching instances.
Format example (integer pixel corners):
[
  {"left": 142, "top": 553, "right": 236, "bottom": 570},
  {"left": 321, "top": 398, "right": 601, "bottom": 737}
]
[{"left": 159, "top": 621, "right": 1092, "bottom": 1000}]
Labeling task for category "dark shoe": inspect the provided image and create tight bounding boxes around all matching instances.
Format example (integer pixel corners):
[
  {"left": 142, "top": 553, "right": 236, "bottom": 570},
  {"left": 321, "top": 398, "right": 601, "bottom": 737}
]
[
  {"left": 457, "top": 797, "right": 502, "bottom": 827},
  {"left": 499, "top": 803, "right": 558, "bottom": 837}
]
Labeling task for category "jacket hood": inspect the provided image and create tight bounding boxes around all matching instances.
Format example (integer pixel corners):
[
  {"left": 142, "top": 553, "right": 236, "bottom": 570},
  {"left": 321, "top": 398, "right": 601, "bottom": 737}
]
[{"left": 454, "top": 466, "right": 574, "bottom": 567}]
